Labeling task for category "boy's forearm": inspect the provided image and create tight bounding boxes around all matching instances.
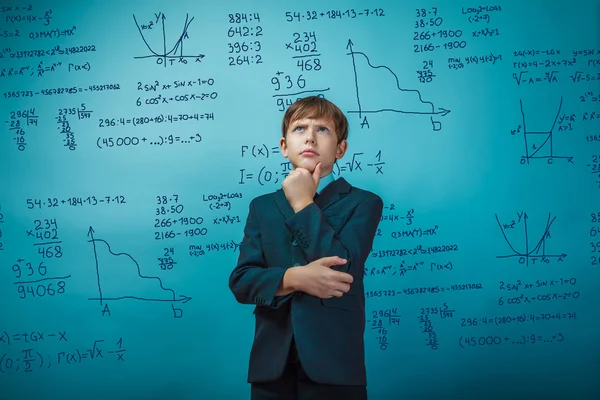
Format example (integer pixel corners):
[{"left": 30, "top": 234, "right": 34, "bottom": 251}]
[{"left": 275, "top": 267, "right": 302, "bottom": 296}]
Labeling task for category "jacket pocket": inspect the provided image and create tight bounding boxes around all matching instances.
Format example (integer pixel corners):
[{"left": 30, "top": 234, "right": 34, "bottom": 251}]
[{"left": 320, "top": 293, "right": 358, "bottom": 311}]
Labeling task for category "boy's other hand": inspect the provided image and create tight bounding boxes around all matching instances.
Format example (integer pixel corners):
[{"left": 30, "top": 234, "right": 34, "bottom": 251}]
[
  {"left": 295, "top": 256, "right": 353, "bottom": 299},
  {"left": 282, "top": 162, "right": 322, "bottom": 211}
]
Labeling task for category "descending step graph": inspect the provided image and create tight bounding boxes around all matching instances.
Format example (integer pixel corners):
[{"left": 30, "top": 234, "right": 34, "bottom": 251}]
[
  {"left": 133, "top": 12, "right": 205, "bottom": 67},
  {"left": 495, "top": 212, "right": 567, "bottom": 266},
  {"left": 346, "top": 39, "right": 451, "bottom": 131},
  {"left": 87, "top": 227, "right": 192, "bottom": 318}
]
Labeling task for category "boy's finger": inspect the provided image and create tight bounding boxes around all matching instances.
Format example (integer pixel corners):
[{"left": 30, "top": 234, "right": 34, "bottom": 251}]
[
  {"left": 312, "top": 162, "right": 322, "bottom": 185},
  {"left": 323, "top": 256, "right": 346, "bottom": 265},
  {"left": 338, "top": 272, "right": 353, "bottom": 284}
]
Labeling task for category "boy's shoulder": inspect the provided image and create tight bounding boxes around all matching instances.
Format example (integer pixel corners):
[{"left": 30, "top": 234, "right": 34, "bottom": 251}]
[
  {"left": 343, "top": 180, "right": 382, "bottom": 202},
  {"left": 245, "top": 189, "right": 280, "bottom": 214}
]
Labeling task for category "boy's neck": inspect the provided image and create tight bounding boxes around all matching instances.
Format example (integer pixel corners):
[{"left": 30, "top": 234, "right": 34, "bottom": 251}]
[{"left": 316, "top": 171, "right": 336, "bottom": 194}]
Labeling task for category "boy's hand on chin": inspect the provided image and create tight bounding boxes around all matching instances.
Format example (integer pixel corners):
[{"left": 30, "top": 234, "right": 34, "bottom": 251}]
[{"left": 283, "top": 162, "right": 321, "bottom": 212}]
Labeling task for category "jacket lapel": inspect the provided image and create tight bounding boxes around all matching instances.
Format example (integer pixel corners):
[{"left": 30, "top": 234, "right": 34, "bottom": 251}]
[
  {"left": 316, "top": 177, "right": 351, "bottom": 211},
  {"left": 274, "top": 177, "right": 351, "bottom": 219}
]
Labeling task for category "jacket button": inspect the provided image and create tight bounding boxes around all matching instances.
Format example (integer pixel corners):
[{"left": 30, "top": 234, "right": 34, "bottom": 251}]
[
  {"left": 292, "top": 239, "right": 298, "bottom": 246},
  {"left": 292, "top": 262, "right": 301, "bottom": 267}
]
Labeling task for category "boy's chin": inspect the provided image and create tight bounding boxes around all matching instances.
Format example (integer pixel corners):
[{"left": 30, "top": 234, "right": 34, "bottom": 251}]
[
  {"left": 294, "top": 160, "right": 318, "bottom": 172},
  {"left": 293, "top": 160, "right": 332, "bottom": 175},
  {"left": 291, "top": 160, "right": 311, "bottom": 169}
]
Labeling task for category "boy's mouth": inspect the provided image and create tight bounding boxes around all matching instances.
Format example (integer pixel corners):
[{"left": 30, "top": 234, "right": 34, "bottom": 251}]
[{"left": 301, "top": 149, "right": 319, "bottom": 156}]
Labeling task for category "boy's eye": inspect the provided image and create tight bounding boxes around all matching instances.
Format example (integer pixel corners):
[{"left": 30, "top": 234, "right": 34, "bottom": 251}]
[
  {"left": 294, "top": 126, "right": 304, "bottom": 131},
  {"left": 318, "top": 127, "right": 330, "bottom": 133}
]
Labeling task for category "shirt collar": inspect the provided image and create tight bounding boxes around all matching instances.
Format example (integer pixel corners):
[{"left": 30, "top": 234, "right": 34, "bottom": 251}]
[{"left": 316, "top": 172, "right": 336, "bottom": 194}]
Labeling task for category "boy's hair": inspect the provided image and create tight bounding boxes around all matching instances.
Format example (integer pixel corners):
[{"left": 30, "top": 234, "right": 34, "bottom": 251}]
[{"left": 281, "top": 96, "right": 348, "bottom": 144}]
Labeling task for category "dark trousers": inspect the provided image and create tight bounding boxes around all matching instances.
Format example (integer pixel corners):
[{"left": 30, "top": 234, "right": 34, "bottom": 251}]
[{"left": 250, "top": 339, "right": 367, "bottom": 400}]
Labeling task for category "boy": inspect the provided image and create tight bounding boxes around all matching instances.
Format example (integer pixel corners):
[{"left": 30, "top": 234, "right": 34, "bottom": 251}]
[{"left": 229, "top": 96, "right": 383, "bottom": 399}]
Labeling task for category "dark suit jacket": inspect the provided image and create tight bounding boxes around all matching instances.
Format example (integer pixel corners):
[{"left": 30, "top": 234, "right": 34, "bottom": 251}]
[{"left": 229, "top": 177, "right": 383, "bottom": 386}]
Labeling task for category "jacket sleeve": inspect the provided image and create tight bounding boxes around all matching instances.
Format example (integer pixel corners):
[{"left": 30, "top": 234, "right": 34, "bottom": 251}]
[
  {"left": 284, "top": 194, "right": 383, "bottom": 281},
  {"left": 228, "top": 199, "right": 293, "bottom": 309}
]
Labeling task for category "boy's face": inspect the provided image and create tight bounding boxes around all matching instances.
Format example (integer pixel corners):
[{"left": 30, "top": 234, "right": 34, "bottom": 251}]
[{"left": 280, "top": 116, "right": 348, "bottom": 176}]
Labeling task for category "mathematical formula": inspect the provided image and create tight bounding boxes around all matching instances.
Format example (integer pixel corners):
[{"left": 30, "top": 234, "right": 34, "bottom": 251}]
[{"left": 0, "top": 331, "right": 126, "bottom": 374}]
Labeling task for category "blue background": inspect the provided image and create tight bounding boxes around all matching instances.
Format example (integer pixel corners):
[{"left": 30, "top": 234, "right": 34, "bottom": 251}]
[{"left": 1, "top": 0, "right": 599, "bottom": 399}]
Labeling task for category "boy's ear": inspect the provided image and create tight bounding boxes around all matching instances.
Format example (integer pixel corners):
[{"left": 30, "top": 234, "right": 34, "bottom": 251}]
[
  {"left": 336, "top": 140, "right": 348, "bottom": 159},
  {"left": 279, "top": 137, "right": 288, "bottom": 157}
]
